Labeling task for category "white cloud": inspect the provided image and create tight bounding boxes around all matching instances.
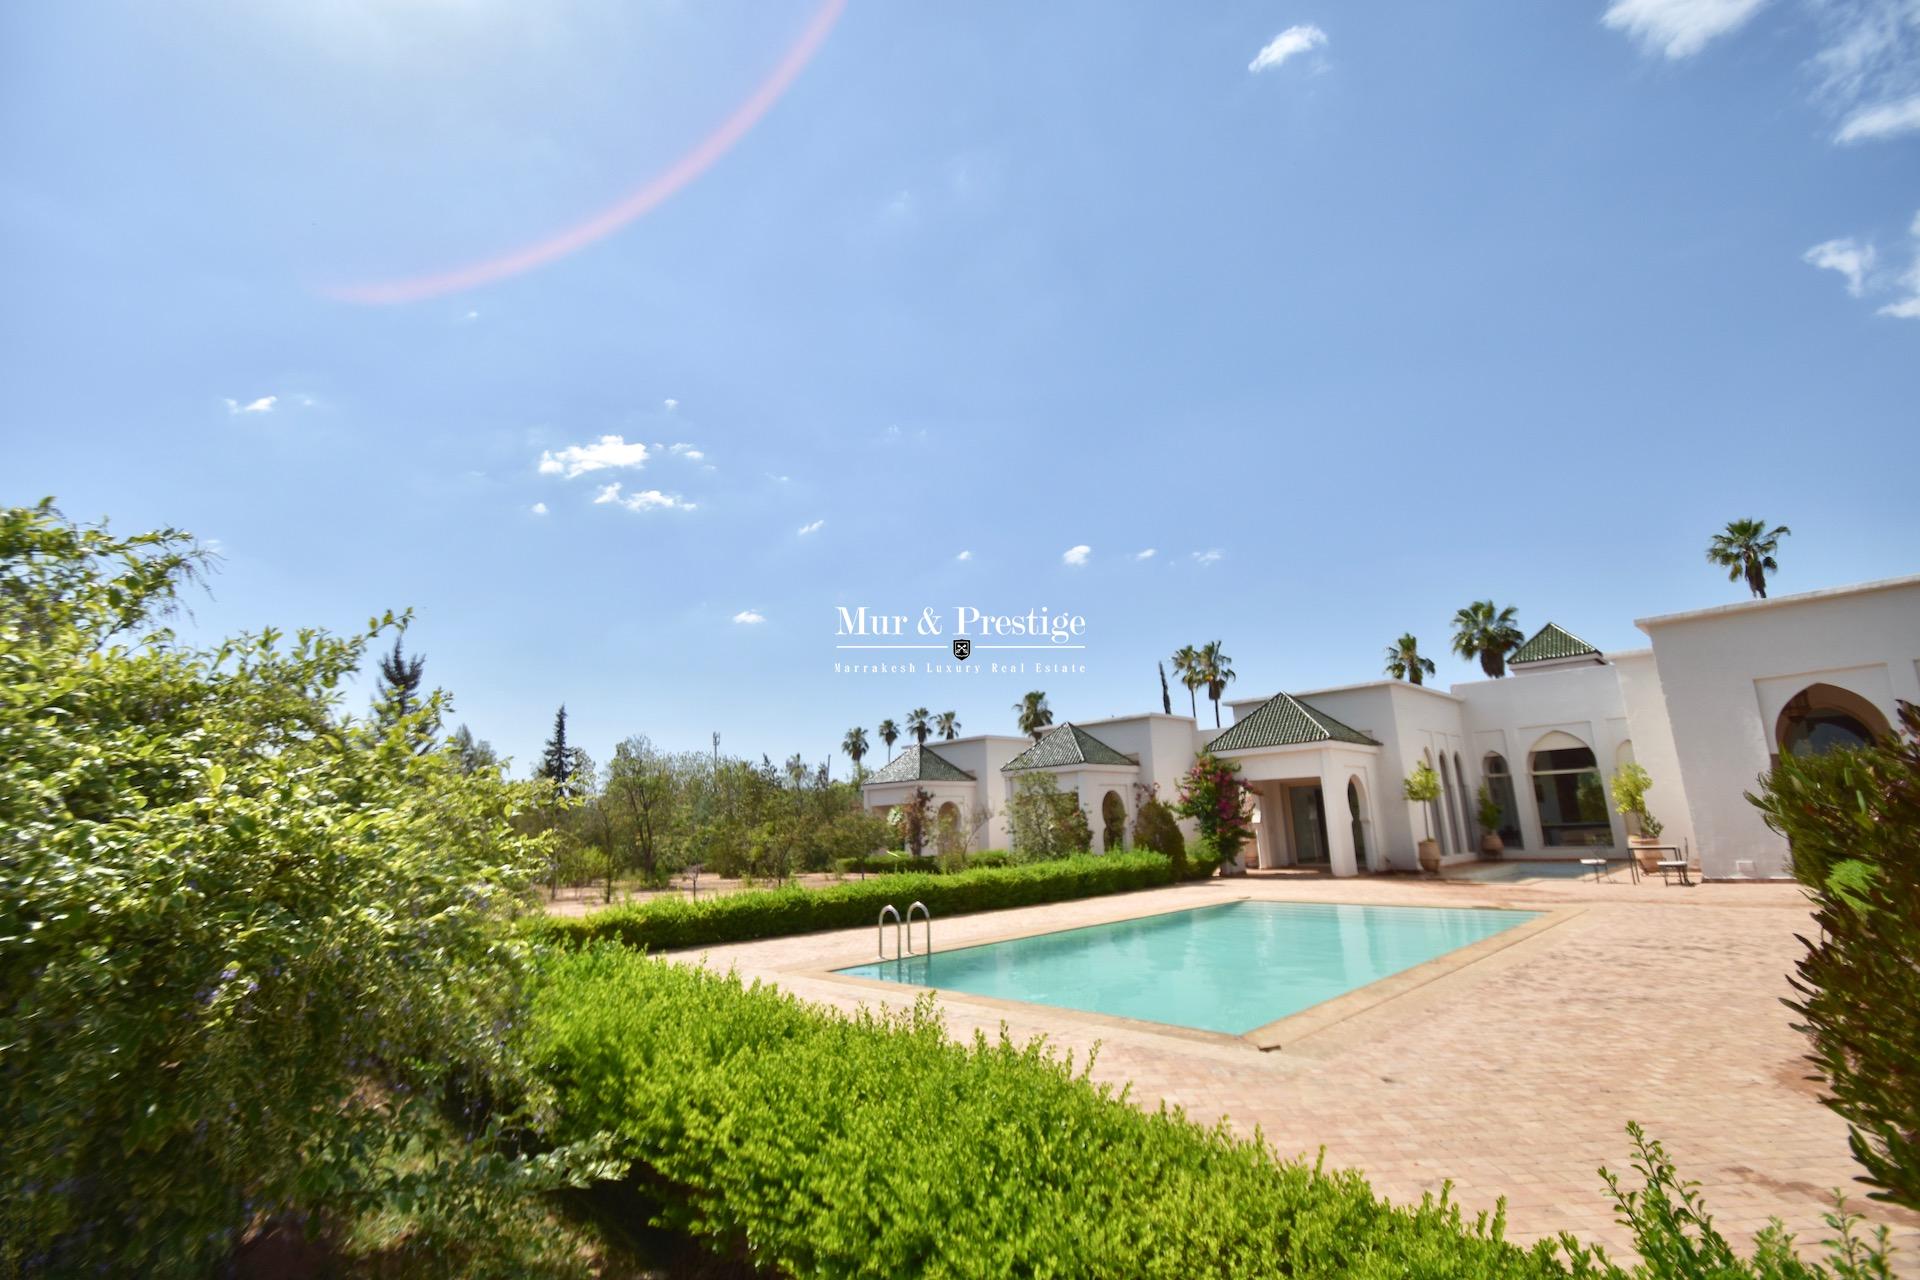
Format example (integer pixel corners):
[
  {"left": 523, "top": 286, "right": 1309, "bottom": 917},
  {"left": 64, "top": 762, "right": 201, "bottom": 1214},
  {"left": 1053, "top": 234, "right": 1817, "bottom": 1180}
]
[
  {"left": 955, "top": 550, "right": 973, "bottom": 561},
  {"left": 1062, "top": 545, "right": 1091, "bottom": 567},
  {"left": 1601, "top": 0, "right": 1766, "bottom": 58},
  {"left": 538, "top": 434, "right": 650, "bottom": 478},
  {"left": 1134, "top": 548, "right": 1157, "bottom": 560},
  {"left": 1881, "top": 212, "right": 1920, "bottom": 317},
  {"left": 459, "top": 309, "right": 480, "bottom": 323},
  {"left": 664, "top": 397, "right": 679, "bottom": 411},
  {"left": 798, "top": 519, "right": 825, "bottom": 535},
  {"left": 732, "top": 609, "right": 766, "bottom": 624},
  {"left": 1836, "top": 92, "right": 1920, "bottom": 142},
  {"left": 592, "top": 482, "right": 696, "bottom": 512},
  {"left": 769, "top": 473, "right": 791, "bottom": 484},
  {"left": 530, "top": 502, "right": 548, "bottom": 515},
  {"left": 1249, "top": 24, "right": 1328, "bottom": 73},
  {"left": 224, "top": 395, "right": 277, "bottom": 415},
  {"left": 667, "top": 442, "right": 706, "bottom": 461},
  {"left": 1191, "top": 549, "right": 1224, "bottom": 566},
  {"left": 1803, "top": 237, "right": 1877, "bottom": 296}
]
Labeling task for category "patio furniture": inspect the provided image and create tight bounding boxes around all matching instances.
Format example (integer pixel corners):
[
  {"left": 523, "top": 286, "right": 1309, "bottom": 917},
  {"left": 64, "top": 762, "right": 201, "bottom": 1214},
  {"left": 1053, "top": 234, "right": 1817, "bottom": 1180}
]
[
  {"left": 1578, "top": 856, "right": 1614, "bottom": 882},
  {"left": 1631, "top": 845, "right": 1691, "bottom": 886}
]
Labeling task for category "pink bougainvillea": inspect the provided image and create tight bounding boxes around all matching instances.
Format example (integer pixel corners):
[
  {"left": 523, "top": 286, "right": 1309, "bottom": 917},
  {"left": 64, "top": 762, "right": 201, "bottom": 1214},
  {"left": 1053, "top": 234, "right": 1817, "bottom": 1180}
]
[{"left": 1174, "top": 751, "right": 1252, "bottom": 868}]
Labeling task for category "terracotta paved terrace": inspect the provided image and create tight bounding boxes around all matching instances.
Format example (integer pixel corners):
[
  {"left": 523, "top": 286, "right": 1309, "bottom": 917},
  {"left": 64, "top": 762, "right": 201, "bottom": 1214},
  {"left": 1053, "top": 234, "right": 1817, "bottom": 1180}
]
[{"left": 667, "top": 871, "right": 1920, "bottom": 1266}]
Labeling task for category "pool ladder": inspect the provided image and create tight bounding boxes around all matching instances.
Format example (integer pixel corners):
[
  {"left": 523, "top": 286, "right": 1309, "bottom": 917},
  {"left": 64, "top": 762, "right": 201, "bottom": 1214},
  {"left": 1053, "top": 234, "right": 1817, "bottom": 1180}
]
[{"left": 877, "top": 901, "right": 931, "bottom": 961}]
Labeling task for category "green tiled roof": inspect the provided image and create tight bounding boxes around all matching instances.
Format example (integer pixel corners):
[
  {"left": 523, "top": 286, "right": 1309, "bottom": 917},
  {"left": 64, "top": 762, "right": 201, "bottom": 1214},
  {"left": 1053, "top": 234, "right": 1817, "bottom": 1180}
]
[
  {"left": 1509, "top": 622, "right": 1601, "bottom": 665},
  {"left": 1000, "top": 723, "right": 1138, "bottom": 772},
  {"left": 864, "top": 745, "right": 975, "bottom": 784},
  {"left": 1206, "top": 693, "right": 1380, "bottom": 752}
]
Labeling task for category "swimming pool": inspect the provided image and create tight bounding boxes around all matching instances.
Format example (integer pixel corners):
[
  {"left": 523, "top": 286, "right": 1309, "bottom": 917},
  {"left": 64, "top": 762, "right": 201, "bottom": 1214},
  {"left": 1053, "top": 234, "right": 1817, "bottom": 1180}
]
[{"left": 836, "top": 900, "right": 1541, "bottom": 1036}]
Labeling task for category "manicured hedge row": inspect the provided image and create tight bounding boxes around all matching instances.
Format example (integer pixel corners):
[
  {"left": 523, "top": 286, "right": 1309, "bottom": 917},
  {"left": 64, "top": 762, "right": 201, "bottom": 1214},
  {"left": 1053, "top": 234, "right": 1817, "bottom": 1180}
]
[
  {"left": 836, "top": 850, "right": 1013, "bottom": 875},
  {"left": 528, "top": 948, "right": 1601, "bottom": 1279},
  {"left": 533, "top": 851, "right": 1173, "bottom": 953}
]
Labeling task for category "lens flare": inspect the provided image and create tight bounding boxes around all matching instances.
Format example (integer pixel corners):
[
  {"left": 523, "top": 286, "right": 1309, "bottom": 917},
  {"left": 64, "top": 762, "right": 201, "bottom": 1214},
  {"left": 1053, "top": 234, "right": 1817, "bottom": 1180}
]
[{"left": 324, "top": 0, "right": 845, "bottom": 305}]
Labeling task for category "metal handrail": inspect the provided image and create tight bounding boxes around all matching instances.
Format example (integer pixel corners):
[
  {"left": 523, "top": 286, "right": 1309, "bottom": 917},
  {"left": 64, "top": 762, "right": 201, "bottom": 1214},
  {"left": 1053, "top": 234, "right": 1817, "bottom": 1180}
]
[
  {"left": 877, "top": 904, "right": 903, "bottom": 961},
  {"left": 905, "top": 901, "right": 931, "bottom": 956}
]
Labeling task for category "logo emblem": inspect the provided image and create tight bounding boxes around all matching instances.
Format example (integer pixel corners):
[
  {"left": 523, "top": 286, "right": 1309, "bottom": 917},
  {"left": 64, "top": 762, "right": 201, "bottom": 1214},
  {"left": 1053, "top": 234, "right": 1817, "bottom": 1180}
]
[{"left": 951, "top": 637, "right": 972, "bottom": 661}]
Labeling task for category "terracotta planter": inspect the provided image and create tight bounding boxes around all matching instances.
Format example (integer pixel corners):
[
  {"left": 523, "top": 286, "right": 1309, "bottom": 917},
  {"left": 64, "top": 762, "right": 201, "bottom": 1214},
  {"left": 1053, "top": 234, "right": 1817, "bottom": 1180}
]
[
  {"left": 1417, "top": 838, "right": 1441, "bottom": 875},
  {"left": 1630, "top": 835, "right": 1663, "bottom": 873},
  {"left": 1480, "top": 832, "right": 1505, "bottom": 856}
]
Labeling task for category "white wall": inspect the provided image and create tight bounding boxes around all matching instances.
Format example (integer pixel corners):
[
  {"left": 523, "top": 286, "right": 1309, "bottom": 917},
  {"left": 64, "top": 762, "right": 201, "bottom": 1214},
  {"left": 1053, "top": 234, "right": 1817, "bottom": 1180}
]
[
  {"left": 1297, "top": 683, "right": 1472, "bottom": 869},
  {"left": 1638, "top": 577, "right": 1920, "bottom": 879}
]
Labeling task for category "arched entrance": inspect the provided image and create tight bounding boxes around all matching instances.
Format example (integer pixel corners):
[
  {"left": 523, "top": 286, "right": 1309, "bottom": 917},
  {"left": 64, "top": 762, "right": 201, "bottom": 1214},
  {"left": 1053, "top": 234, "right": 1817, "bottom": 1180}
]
[
  {"left": 1775, "top": 683, "right": 1891, "bottom": 759},
  {"left": 1528, "top": 732, "right": 1610, "bottom": 848},
  {"left": 1100, "top": 790, "right": 1127, "bottom": 852}
]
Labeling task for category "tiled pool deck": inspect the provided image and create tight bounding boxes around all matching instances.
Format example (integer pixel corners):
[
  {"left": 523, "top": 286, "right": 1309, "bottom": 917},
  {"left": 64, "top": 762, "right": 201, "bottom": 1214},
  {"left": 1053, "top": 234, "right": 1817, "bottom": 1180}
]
[{"left": 666, "top": 872, "right": 1920, "bottom": 1265}]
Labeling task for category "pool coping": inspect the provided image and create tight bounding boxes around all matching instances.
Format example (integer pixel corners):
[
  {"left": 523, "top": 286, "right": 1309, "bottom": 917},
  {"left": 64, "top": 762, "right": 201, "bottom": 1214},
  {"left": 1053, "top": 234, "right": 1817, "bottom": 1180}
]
[{"left": 787, "top": 894, "right": 1582, "bottom": 1055}]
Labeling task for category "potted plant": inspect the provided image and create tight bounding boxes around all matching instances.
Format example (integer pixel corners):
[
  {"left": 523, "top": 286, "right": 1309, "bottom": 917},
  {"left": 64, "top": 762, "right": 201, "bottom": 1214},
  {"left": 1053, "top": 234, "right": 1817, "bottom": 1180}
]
[
  {"left": 1403, "top": 762, "right": 1443, "bottom": 874},
  {"left": 1475, "top": 784, "right": 1505, "bottom": 856},
  {"left": 1609, "top": 763, "right": 1665, "bottom": 872}
]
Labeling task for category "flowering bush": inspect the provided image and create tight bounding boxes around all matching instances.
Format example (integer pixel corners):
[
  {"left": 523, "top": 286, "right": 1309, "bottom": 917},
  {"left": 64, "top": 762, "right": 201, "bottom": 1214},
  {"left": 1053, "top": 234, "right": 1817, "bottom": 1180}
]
[{"left": 1175, "top": 751, "right": 1252, "bottom": 871}]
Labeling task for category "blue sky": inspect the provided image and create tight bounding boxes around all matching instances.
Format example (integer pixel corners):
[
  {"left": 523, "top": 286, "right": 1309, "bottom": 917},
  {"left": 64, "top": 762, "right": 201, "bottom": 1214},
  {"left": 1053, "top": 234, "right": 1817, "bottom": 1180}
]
[{"left": 3, "top": 0, "right": 1916, "bottom": 773}]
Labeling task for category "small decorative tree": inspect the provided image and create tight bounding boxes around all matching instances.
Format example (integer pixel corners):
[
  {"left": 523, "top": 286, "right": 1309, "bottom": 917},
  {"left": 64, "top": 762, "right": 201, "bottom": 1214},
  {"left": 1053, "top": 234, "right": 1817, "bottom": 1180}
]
[
  {"left": 1475, "top": 784, "right": 1505, "bottom": 854},
  {"left": 1175, "top": 752, "right": 1251, "bottom": 876},
  {"left": 1403, "top": 762, "right": 1442, "bottom": 871},
  {"left": 1131, "top": 783, "right": 1188, "bottom": 876},
  {"left": 1609, "top": 763, "right": 1663, "bottom": 840},
  {"left": 900, "top": 787, "right": 933, "bottom": 857}
]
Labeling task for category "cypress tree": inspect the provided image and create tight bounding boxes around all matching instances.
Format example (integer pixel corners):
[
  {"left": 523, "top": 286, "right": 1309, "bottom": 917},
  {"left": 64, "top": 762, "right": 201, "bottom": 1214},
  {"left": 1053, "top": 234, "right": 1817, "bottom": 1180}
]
[
  {"left": 540, "top": 705, "right": 573, "bottom": 797},
  {"left": 374, "top": 636, "right": 426, "bottom": 727}
]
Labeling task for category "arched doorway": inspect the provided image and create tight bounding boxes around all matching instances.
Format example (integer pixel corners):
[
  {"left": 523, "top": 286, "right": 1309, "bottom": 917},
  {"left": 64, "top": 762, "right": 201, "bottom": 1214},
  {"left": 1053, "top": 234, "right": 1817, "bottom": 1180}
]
[
  {"left": 1482, "top": 753, "right": 1522, "bottom": 848},
  {"left": 1775, "top": 683, "right": 1891, "bottom": 759},
  {"left": 1452, "top": 754, "right": 1471, "bottom": 850},
  {"left": 1438, "top": 751, "right": 1462, "bottom": 854},
  {"left": 1346, "top": 778, "right": 1370, "bottom": 872},
  {"left": 1100, "top": 790, "right": 1127, "bottom": 852},
  {"left": 1529, "top": 733, "right": 1610, "bottom": 847},
  {"left": 1422, "top": 749, "right": 1447, "bottom": 853}
]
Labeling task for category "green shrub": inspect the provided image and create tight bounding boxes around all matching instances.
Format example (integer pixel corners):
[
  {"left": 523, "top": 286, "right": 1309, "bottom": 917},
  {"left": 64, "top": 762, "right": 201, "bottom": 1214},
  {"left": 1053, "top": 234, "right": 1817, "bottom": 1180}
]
[
  {"left": 1751, "top": 700, "right": 1920, "bottom": 1211},
  {"left": 526, "top": 951, "right": 1892, "bottom": 1279},
  {"left": 536, "top": 852, "right": 1174, "bottom": 952},
  {"left": 1131, "top": 792, "right": 1188, "bottom": 873}
]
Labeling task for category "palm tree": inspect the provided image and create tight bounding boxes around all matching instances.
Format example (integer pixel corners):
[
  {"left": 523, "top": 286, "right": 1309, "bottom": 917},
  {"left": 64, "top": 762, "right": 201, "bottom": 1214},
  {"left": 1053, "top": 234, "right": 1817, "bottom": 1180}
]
[
  {"left": 842, "top": 726, "right": 869, "bottom": 775},
  {"left": 905, "top": 707, "right": 932, "bottom": 745},
  {"left": 1706, "top": 519, "right": 1791, "bottom": 599},
  {"left": 1014, "top": 690, "right": 1054, "bottom": 742},
  {"left": 935, "top": 710, "right": 960, "bottom": 740},
  {"left": 1199, "top": 639, "right": 1235, "bottom": 727},
  {"left": 1170, "top": 645, "right": 1202, "bottom": 718},
  {"left": 1450, "top": 601, "right": 1524, "bottom": 678},
  {"left": 877, "top": 718, "right": 899, "bottom": 758},
  {"left": 1383, "top": 633, "right": 1436, "bottom": 686}
]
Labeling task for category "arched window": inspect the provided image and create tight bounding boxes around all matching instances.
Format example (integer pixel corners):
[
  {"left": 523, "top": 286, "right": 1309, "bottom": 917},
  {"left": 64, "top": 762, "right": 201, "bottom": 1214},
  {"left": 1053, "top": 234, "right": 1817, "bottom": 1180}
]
[
  {"left": 1776, "top": 684, "right": 1891, "bottom": 759},
  {"left": 1483, "top": 753, "right": 1522, "bottom": 848},
  {"left": 1101, "top": 791, "right": 1127, "bottom": 852},
  {"left": 1530, "top": 734, "right": 1610, "bottom": 847},
  {"left": 1426, "top": 750, "right": 1451, "bottom": 854},
  {"left": 1441, "top": 754, "right": 1465, "bottom": 853},
  {"left": 935, "top": 801, "right": 963, "bottom": 855}
]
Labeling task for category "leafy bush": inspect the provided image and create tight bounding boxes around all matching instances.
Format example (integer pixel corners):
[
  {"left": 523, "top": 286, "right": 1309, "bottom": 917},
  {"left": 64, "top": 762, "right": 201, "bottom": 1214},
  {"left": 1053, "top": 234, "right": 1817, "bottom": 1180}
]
[
  {"left": 1751, "top": 700, "right": 1920, "bottom": 1211},
  {"left": 1131, "top": 790, "right": 1188, "bottom": 875},
  {"left": 1006, "top": 772, "right": 1094, "bottom": 862},
  {"left": 0, "top": 501, "right": 600, "bottom": 1276},
  {"left": 535, "top": 852, "right": 1173, "bottom": 952},
  {"left": 1609, "top": 763, "right": 1664, "bottom": 840},
  {"left": 528, "top": 951, "right": 1892, "bottom": 1279},
  {"left": 1176, "top": 751, "right": 1252, "bottom": 869}
]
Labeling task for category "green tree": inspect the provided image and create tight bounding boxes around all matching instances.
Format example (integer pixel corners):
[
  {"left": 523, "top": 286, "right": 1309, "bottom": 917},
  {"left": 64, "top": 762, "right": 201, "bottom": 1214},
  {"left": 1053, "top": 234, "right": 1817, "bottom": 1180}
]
[
  {"left": 1450, "top": 601, "right": 1524, "bottom": 679},
  {"left": 936, "top": 710, "right": 960, "bottom": 740},
  {"left": 1014, "top": 690, "right": 1054, "bottom": 741},
  {"left": 877, "top": 717, "right": 900, "bottom": 758},
  {"left": 1158, "top": 660, "right": 1172, "bottom": 714},
  {"left": 1005, "top": 773, "right": 1089, "bottom": 860},
  {"left": 842, "top": 726, "right": 869, "bottom": 776},
  {"left": 1707, "top": 518, "right": 1791, "bottom": 599},
  {"left": 449, "top": 723, "right": 501, "bottom": 775},
  {"left": 1198, "top": 639, "right": 1235, "bottom": 726},
  {"left": 905, "top": 707, "right": 932, "bottom": 746},
  {"left": 0, "top": 501, "right": 595, "bottom": 1276},
  {"left": 539, "top": 704, "right": 575, "bottom": 797},
  {"left": 1171, "top": 644, "right": 1202, "bottom": 718},
  {"left": 1175, "top": 751, "right": 1252, "bottom": 871},
  {"left": 1383, "top": 633, "right": 1436, "bottom": 686},
  {"left": 1750, "top": 701, "right": 1920, "bottom": 1210},
  {"left": 606, "top": 736, "right": 678, "bottom": 893},
  {"left": 374, "top": 632, "right": 427, "bottom": 727}
]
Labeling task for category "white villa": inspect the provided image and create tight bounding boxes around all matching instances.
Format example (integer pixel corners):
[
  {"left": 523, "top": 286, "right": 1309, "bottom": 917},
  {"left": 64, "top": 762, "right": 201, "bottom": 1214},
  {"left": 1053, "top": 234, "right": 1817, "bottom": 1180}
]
[{"left": 861, "top": 574, "right": 1920, "bottom": 881}]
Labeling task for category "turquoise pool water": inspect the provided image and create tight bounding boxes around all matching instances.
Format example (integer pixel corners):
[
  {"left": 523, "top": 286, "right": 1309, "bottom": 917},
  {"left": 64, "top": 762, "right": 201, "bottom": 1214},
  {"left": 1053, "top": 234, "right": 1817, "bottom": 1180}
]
[{"left": 837, "top": 900, "right": 1540, "bottom": 1035}]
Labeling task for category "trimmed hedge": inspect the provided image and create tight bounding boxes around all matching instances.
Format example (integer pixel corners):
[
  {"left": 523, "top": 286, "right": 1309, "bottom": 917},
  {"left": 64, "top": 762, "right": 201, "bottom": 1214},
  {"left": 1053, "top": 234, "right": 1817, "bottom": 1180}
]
[
  {"left": 527, "top": 948, "right": 1599, "bottom": 1279},
  {"left": 836, "top": 850, "right": 1015, "bottom": 875},
  {"left": 534, "top": 851, "right": 1174, "bottom": 952}
]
